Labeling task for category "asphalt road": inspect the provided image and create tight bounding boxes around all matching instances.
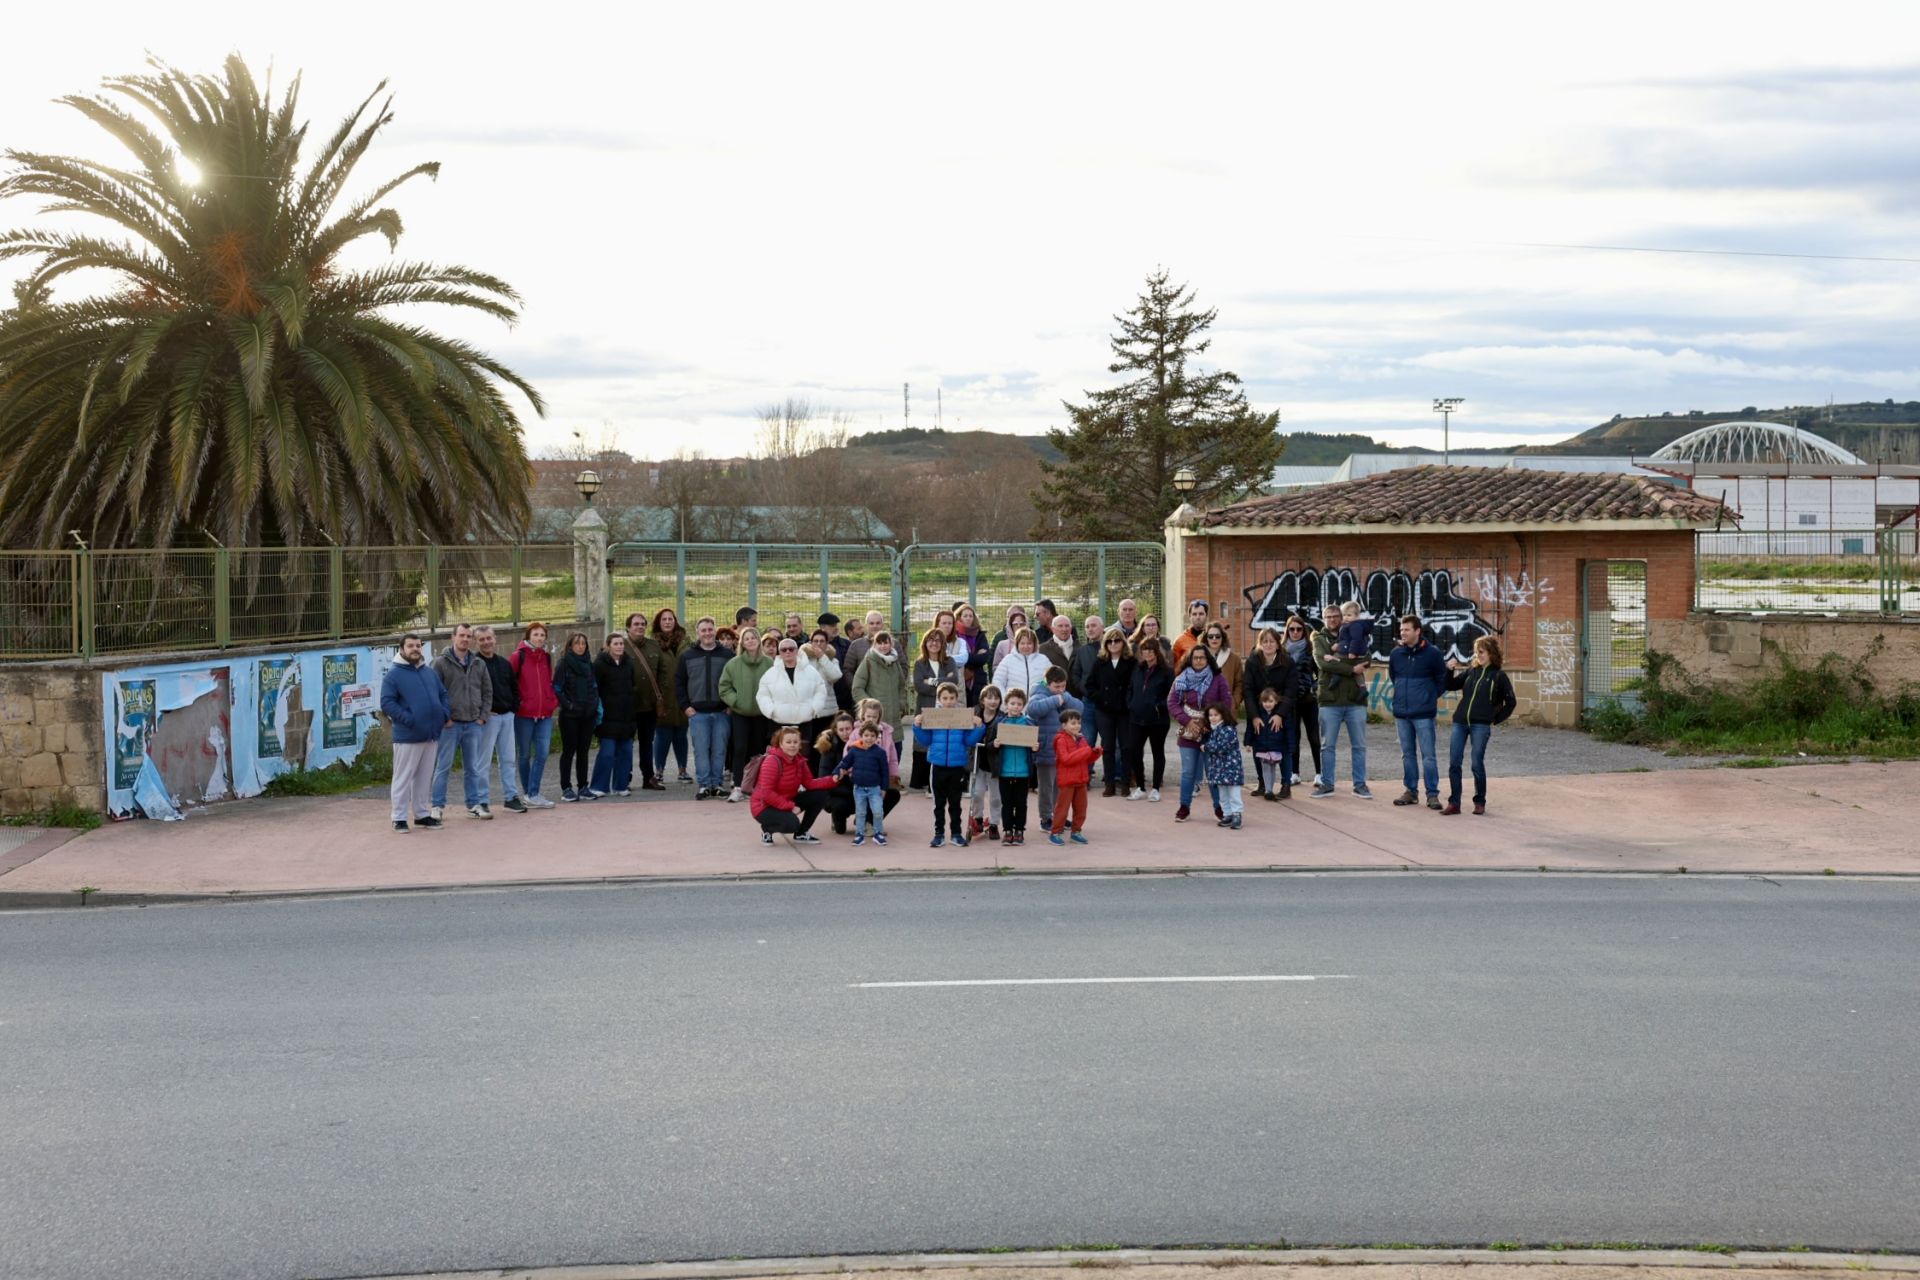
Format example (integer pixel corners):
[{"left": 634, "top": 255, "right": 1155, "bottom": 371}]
[{"left": 2, "top": 875, "right": 1917, "bottom": 1280}]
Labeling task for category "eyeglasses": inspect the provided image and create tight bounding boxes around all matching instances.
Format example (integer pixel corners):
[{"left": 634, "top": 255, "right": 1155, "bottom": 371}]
[{"left": 779, "top": 644, "right": 798, "bottom": 652}]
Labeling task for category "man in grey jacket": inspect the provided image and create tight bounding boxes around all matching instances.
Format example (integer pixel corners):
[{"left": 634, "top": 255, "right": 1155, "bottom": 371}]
[{"left": 430, "top": 622, "right": 495, "bottom": 819}]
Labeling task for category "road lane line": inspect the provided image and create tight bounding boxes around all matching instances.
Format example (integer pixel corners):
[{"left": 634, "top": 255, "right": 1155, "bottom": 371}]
[{"left": 850, "top": 975, "right": 1352, "bottom": 988}]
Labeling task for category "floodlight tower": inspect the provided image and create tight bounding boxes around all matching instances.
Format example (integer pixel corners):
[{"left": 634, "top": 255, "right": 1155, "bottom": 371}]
[{"left": 1433, "top": 397, "right": 1464, "bottom": 465}]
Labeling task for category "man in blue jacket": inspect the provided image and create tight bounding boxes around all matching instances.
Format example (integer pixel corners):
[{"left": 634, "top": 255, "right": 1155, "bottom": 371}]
[
  {"left": 1025, "top": 666, "right": 1084, "bottom": 834},
  {"left": 1388, "top": 614, "right": 1450, "bottom": 810},
  {"left": 380, "top": 634, "right": 450, "bottom": 833}
]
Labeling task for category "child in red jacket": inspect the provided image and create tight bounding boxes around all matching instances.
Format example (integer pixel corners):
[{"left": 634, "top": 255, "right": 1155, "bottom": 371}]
[{"left": 1048, "top": 710, "right": 1103, "bottom": 845}]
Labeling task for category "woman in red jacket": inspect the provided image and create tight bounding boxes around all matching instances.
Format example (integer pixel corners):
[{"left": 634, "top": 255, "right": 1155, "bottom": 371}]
[
  {"left": 751, "top": 725, "right": 838, "bottom": 846},
  {"left": 510, "top": 623, "right": 561, "bottom": 808}
]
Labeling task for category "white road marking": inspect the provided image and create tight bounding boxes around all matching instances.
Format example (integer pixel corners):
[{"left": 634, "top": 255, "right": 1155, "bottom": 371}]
[{"left": 850, "top": 975, "right": 1352, "bottom": 988}]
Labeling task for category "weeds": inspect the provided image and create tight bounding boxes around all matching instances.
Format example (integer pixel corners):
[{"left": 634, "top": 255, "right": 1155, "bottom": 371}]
[
  {"left": 261, "top": 746, "right": 392, "bottom": 797},
  {"left": 1586, "top": 646, "right": 1920, "bottom": 757},
  {"left": 1725, "top": 757, "right": 1781, "bottom": 769},
  {"left": 1, "top": 795, "right": 103, "bottom": 831}
]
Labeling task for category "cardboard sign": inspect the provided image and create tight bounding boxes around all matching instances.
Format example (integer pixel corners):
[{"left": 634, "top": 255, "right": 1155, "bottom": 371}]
[
  {"left": 997, "top": 722, "right": 1040, "bottom": 749},
  {"left": 920, "top": 706, "right": 978, "bottom": 730},
  {"left": 339, "top": 685, "right": 376, "bottom": 717}
]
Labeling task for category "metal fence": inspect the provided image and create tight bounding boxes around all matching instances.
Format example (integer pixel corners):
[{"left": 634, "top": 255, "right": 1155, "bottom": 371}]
[
  {"left": 1695, "top": 529, "right": 1915, "bottom": 614},
  {"left": 604, "top": 543, "right": 899, "bottom": 636},
  {"left": 898, "top": 543, "right": 1163, "bottom": 636},
  {"left": 0, "top": 545, "right": 591, "bottom": 661}
]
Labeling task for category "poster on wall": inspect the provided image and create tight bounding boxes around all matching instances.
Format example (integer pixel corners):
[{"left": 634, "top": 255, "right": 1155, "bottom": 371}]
[
  {"left": 322, "top": 653, "right": 357, "bottom": 749},
  {"left": 111, "top": 679, "right": 155, "bottom": 791},
  {"left": 102, "top": 643, "right": 408, "bottom": 821},
  {"left": 256, "top": 657, "right": 296, "bottom": 759}
]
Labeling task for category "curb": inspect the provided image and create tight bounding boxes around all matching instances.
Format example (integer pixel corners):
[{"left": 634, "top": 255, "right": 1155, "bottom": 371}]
[
  {"left": 342, "top": 1246, "right": 1920, "bottom": 1280},
  {"left": 3, "top": 863, "right": 1916, "bottom": 910}
]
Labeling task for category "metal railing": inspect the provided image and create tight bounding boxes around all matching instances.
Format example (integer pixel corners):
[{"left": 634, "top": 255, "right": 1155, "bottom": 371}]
[
  {"left": 604, "top": 543, "right": 900, "bottom": 637},
  {"left": 898, "top": 543, "right": 1163, "bottom": 636},
  {"left": 0, "top": 544, "right": 590, "bottom": 662},
  {"left": 1695, "top": 529, "right": 1915, "bottom": 614}
]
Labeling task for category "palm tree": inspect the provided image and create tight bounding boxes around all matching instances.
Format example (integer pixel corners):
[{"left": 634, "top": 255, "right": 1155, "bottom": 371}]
[{"left": 0, "top": 55, "right": 544, "bottom": 550}]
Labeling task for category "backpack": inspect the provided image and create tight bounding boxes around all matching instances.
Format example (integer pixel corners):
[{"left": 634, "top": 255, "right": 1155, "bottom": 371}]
[{"left": 741, "top": 747, "right": 777, "bottom": 795}]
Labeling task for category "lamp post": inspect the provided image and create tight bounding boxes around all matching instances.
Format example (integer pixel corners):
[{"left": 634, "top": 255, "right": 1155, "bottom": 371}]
[
  {"left": 1173, "top": 466, "right": 1197, "bottom": 496},
  {"left": 575, "top": 469, "right": 602, "bottom": 505},
  {"left": 1432, "top": 398, "right": 1464, "bottom": 465}
]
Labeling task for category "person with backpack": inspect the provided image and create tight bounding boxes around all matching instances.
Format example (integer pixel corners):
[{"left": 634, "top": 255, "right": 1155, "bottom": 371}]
[{"left": 750, "top": 724, "right": 838, "bottom": 845}]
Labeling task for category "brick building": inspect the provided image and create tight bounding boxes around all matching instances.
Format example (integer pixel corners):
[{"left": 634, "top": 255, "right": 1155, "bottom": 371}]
[{"left": 1167, "top": 466, "right": 1730, "bottom": 727}]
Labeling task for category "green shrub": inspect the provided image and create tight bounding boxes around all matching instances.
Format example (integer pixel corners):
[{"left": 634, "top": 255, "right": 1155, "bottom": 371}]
[
  {"left": 0, "top": 794, "right": 103, "bottom": 831},
  {"left": 1585, "top": 645, "right": 1920, "bottom": 757},
  {"left": 261, "top": 745, "right": 393, "bottom": 797}
]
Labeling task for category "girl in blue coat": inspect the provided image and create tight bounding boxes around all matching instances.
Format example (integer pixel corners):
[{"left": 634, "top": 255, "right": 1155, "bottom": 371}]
[{"left": 1200, "top": 704, "right": 1245, "bottom": 830}]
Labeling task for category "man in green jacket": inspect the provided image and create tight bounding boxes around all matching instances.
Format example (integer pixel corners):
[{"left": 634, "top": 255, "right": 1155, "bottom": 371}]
[
  {"left": 1310, "top": 604, "right": 1373, "bottom": 800},
  {"left": 850, "top": 630, "right": 912, "bottom": 762}
]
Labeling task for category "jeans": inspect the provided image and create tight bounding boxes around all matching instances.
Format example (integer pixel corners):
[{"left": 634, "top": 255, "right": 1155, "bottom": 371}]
[
  {"left": 853, "top": 784, "right": 886, "bottom": 838},
  {"left": 1317, "top": 704, "right": 1368, "bottom": 789},
  {"left": 514, "top": 715, "right": 552, "bottom": 797},
  {"left": 591, "top": 732, "right": 635, "bottom": 793},
  {"left": 968, "top": 766, "right": 1001, "bottom": 823},
  {"left": 653, "top": 722, "right": 689, "bottom": 776},
  {"left": 1449, "top": 721, "right": 1492, "bottom": 805},
  {"left": 1397, "top": 715, "right": 1440, "bottom": 798},
  {"left": 432, "top": 718, "right": 488, "bottom": 809},
  {"left": 689, "top": 710, "right": 731, "bottom": 790},
  {"left": 1220, "top": 784, "right": 1244, "bottom": 816},
  {"left": 474, "top": 713, "right": 519, "bottom": 801},
  {"left": 1178, "top": 742, "right": 1203, "bottom": 807}
]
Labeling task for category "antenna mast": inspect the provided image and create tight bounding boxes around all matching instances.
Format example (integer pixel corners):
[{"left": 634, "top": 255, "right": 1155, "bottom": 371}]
[{"left": 903, "top": 382, "right": 910, "bottom": 431}]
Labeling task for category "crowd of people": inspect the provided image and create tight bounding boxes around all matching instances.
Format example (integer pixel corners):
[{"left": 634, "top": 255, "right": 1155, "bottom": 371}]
[{"left": 378, "top": 595, "right": 1518, "bottom": 843}]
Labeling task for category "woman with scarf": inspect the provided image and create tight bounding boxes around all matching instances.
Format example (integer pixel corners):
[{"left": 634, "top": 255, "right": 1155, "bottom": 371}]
[
  {"left": 1241, "top": 627, "right": 1295, "bottom": 799},
  {"left": 954, "top": 604, "right": 991, "bottom": 704},
  {"left": 1167, "top": 643, "right": 1233, "bottom": 823}
]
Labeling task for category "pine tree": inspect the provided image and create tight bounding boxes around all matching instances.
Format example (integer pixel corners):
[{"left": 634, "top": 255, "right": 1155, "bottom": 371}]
[{"left": 1034, "top": 269, "right": 1283, "bottom": 541}]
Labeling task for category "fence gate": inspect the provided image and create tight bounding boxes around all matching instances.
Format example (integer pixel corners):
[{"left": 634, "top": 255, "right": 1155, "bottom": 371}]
[
  {"left": 898, "top": 543, "right": 1164, "bottom": 635},
  {"left": 603, "top": 543, "right": 900, "bottom": 633},
  {"left": 1582, "top": 560, "right": 1648, "bottom": 710}
]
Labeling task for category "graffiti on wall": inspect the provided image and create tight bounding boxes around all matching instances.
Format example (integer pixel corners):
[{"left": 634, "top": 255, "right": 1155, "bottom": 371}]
[
  {"left": 1537, "top": 620, "right": 1577, "bottom": 697},
  {"left": 1244, "top": 567, "right": 1495, "bottom": 662},
  {"left": 1470, "top": 569, "right": 1553, "bottom": 609}
]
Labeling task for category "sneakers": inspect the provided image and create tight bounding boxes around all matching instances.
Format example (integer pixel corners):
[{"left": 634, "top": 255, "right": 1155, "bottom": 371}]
[
  {"left": 1175, "top": 805, "right": 1191, "bottom": 822},
  {"left": 930, "top": 835, "right": 945, "bottom": 848},
  {"left": 1216, "top": 815, "right": 1233, "bottom": 828},
  {"left": 1440, "top": 802, "right": 1461, "bottom": 816},
  {"left": 468, "top": 804, "right": 493, "bottom": 820},
  {"left": 393, "top": 820, "right": 409, "bottom": 833},
  {"left": 526, "top": 795, "right": 556, "bottom": 809},
  {"left": 852, "top": 834, "right": 866, "bottom": 847},
  {"left": 1393, "top": 790, "right": 1419, "bottom": 806},
  {"left": 503, "top": 797, "right": 528, "bottom": 814},
  {"left": 728, "top": 787, "right": 744, "bottom": 804},
  {"left": 1426, "top": 797, "right": 1442, "bottom": 810},
  {"left": 1353, "top": 786, "right": 1375, "bottom": 799},
  {"left": 678, "top": 771, "right": 693, "bottom": 784},
  {"left": 953, "top": 835, "right": 970, "bottom": 848},
  {"left": 1230, "top": 814, "right": 1243, "bottom": 830},
  {"left": 1069, "top": 832, "right": 1088, "bottom": 845},
  {"left": 1310, "top": 783, "right": 1335, "bottom": 797},
  {"left": 614, "top": 788, "right": 632, "bottom": 797},
  {"left": 1126, "top": 788, "right": 1146, "bottom": 802},
  {"left": 1047, "top": 833, "right": 1066, "bottom": 845},
  {"left": 874, "top": 834, "right": 888, "bottom": 846},
  {"left": 1473, "top": 800, "right": 1487, "bottom": 815},
  {"left": 793, "top": 832, "right": 821, "bottom": 844},
  {"left": 561, "top": 788, "right": 578, "bottom": 803},
  {"left": 582, "top": 789, "right": 603, "bottom": 800},
  {"left": 430, "top": 805, "right": 444, "bottom": 822},
  {"left": 1147, "top": 789, "right": 1162, "bottom": 802},
  {"left": 761, "top": 831, "right": 775, "bottom": 845},
  {"left": 1291, "top": 772, "right": 1303, "bottom": 785},
  {"left": 986, "top": 824, "right": 1001, "bottom": 841},
  {"left": 415, "top": 816, "right": 442, "bottom": 829}
]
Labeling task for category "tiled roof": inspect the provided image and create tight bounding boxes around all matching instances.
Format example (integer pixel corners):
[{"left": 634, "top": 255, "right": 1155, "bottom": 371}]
[{"left": 1204, "top": 465, "right": 1731, "bottom": 529}]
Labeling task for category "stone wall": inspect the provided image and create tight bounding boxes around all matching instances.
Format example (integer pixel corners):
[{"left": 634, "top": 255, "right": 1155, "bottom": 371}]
[
  {"left": 0, "top": 666, "right": 103, "bottom": 814},
  {"left": 1649, "top": 613, "right": 1920, "bottom": 690},
  {"left": 0, "top": 619, "right": 604, "bottom": 818}
]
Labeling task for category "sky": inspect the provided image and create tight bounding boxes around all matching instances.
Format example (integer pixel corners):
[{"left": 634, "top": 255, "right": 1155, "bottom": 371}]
[{"left": 4, "top": 1, "right": 1920, "bottom": 459}]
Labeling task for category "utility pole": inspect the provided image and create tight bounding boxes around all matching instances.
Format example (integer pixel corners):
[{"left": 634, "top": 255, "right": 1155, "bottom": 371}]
[
  {"left": 904, "top": 383, "right": 911, "bottom": 432},
  {"left": 1433, "top": 397, "right": 1464, "bottom": 465},
  {"left": 937, "top": 387, "right": 943, "bottom": 431}
]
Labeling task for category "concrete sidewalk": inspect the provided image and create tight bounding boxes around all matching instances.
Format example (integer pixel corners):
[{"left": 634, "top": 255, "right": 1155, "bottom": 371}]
[{"left": 0, "top": 758, "right": 1915, "bottom": 903}]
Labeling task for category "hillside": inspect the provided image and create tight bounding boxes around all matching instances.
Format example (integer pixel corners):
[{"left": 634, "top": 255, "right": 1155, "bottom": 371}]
[
  {"left": 846, "top": 427, "right": 1060, "bottom": 466},
  {"left": 1532, "top": 402, "right": 1920, "bottom": 462},
  {"left": 1278, "top": 431, "right": 1442, "bottom": 465}
]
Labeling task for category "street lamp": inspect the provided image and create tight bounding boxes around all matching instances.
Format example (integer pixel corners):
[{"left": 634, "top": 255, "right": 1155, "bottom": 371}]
[
  {"left": 575, "top": 468, "right": 602, "bottom": 505},
  {"left": 1432, "top": 398, "right": 1464, "bottom": 465},
  {"left": 1173, "top": 466, "right": 1197, "bottom": 495}
]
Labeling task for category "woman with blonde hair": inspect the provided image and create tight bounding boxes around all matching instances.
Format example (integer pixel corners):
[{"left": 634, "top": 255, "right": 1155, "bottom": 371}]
[{"left": 1442, "top": 635, "right": 1516, "bottom": 816}]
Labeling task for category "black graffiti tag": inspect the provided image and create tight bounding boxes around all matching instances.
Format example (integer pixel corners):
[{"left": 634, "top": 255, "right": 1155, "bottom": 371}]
[{"left": 1246, "top": 566, "right": 1494, "bottom": 662}]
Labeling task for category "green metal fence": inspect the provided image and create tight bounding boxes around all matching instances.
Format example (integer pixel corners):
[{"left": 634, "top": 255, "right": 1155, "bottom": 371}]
[
  {"left": 1695, "top": 529, "right": 1915, "bottom": 614},
  {"left": 898, "top": 543, "right": 1163, "bottom": 636},
  {"left": 0, "top": 545, "right": 590, "bottom": 662},
  {"left": 604, "top": 543, "right": 900, "bottom": 637}
]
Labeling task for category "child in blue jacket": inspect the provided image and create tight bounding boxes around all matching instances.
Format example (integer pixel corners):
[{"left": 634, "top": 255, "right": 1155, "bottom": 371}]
[
  {"left": 994, "top": 687, "right": 1035, "bottom": 847},
  {"left": 913, "top": 681, "right": 985, "bottom": 849},
  {"left": 1201, "top": 704, "right": 1246, "bottom": 830}
]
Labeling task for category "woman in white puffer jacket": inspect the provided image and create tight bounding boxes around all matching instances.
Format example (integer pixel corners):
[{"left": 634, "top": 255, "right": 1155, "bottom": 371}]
[{"left": 992, "top": 627, "right": 1051, "bottom": 699}]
